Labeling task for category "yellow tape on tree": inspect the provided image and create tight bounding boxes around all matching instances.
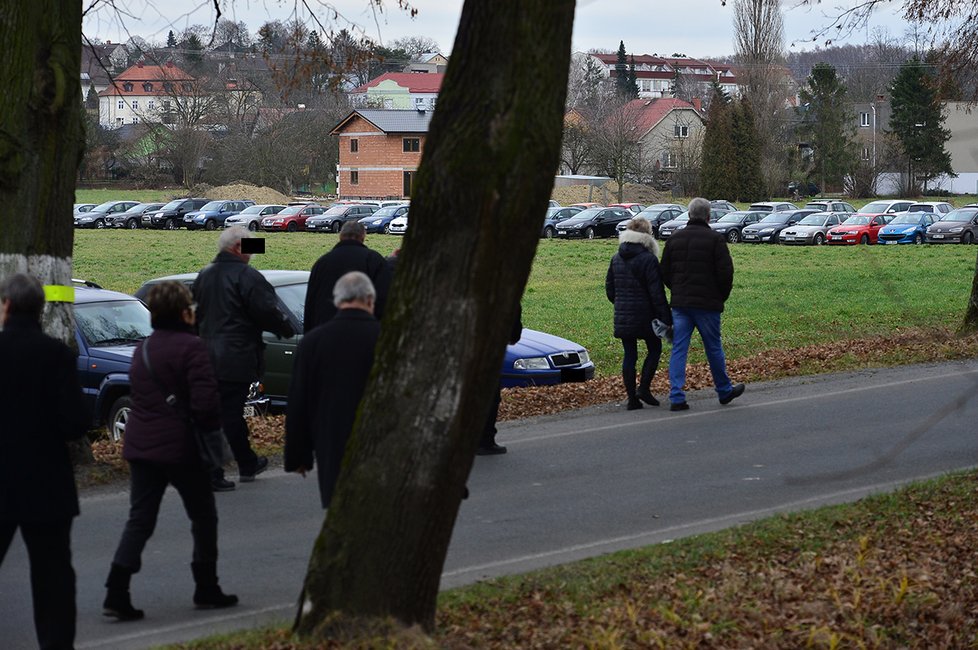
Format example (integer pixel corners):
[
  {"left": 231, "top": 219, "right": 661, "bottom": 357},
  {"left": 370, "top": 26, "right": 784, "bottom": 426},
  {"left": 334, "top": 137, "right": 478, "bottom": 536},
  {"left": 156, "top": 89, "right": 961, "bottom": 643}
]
[{"left": 43, "top": 285, "right": 75, "bottom": 303}]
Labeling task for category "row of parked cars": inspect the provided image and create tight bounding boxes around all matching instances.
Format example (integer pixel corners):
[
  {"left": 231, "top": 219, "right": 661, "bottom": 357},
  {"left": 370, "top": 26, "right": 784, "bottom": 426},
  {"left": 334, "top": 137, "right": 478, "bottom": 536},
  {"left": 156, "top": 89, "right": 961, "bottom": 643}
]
[{"left": 74, "top": 272, "right": 594, "bottom": 440}]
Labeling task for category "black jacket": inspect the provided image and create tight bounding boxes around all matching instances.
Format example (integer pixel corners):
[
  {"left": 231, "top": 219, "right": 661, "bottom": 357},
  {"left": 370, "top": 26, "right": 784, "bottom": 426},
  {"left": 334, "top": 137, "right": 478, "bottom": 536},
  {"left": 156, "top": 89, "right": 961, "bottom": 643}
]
[
  {"left": 659, "top": 220, "right": 734, "bottom": 313},
  {"left": 192, "top": 251, "right": 295, "bottom": 383},
  {"left": 304, "top": 240, "right": 392, "bottom": 332},
  {"left": 285, "top": 308, "right": 381, "bottom": 508},
  {"left": 605, "top": 230, "right": 671, "bottom": 338},
  {"left": 0, "top": 315, "right": 88, "bottom": 522}
]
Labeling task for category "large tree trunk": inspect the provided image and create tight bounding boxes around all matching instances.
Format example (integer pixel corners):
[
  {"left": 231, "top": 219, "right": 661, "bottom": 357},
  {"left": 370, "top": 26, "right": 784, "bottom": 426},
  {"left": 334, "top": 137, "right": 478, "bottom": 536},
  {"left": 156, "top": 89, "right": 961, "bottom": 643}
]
[
  {"left": 959, "top": 252, "right": 978, "bottom": 334},
  {"left": 0, "top": 0, "right": 84, "bottom": 340},
  {"left": 294, "top": 0, "right": 574, "bottom": 637}
]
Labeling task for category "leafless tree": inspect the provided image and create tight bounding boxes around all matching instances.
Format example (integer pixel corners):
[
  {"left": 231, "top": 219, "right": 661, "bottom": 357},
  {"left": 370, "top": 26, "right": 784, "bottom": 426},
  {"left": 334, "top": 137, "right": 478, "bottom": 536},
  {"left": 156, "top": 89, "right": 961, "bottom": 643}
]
[
  {"left": 389, "top": 35, "right": 441, "bottom": 58},
  {"left": 588, "top": 99, "right": 647, "bottom": 201}
]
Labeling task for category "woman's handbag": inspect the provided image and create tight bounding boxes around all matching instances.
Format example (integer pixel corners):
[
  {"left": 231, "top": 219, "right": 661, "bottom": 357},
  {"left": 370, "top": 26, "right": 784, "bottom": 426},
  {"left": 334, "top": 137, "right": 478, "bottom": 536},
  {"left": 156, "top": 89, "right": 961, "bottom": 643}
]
[{"left": 140, "top": 338, "right": 230, "bottom": 471}]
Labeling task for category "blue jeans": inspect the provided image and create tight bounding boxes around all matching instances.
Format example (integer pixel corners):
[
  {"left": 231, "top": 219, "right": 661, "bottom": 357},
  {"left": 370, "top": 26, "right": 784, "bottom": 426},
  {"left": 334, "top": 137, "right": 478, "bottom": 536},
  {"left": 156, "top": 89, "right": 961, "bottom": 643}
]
[{"left": 668, "top": 307, "right": 733, "bottom": 404}]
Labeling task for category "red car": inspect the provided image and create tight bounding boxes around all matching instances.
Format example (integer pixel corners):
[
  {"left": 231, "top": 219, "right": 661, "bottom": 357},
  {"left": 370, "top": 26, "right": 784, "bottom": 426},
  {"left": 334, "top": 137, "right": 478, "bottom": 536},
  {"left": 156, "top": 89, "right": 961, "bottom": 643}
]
[
  {"left": 826, "top": 213, "right": 892, "bottom": 244},
  {"left": 610, "top": 202, "right": 645, "bottom": 215},
  {"left": 260, "top": 203, "right": 325, "bottom": 232}
]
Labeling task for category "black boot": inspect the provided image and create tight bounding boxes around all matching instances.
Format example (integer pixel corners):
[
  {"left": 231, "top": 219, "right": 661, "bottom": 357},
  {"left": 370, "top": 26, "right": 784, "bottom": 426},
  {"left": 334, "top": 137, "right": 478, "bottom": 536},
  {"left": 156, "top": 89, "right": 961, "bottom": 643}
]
[
  {"left": 191, "top": 561, "right": 239, "bottom": 609},
  {"left": 637, "top": 365, "right": 659, "bottom": 406},
  {"left": 623, "top": 371, "right": 643, "bottom": 410},
  {"left": 103, "top": 563, "right": 145, "bottom": 621}
]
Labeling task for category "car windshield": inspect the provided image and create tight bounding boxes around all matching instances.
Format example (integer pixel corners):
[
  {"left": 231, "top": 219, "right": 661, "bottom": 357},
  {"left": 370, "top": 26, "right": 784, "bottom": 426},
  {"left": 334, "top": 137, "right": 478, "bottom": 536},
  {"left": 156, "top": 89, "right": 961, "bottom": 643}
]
[
  {"left": 158, "top": 199, "right": 187, "bottom": 211},
  {"left": 274, "top": 283, "right": 306, "bottom": 327},
  {"left": 322, "top": 206, "right": 349, "bottom": 217},
  {"left": 907, "top": 205, "right": 934, "bottom": 212},
  {"left": 638, "top": 209, "right": 666, "bottom": 219},
  {"left": 889, "top": 213, "right": 925, "bottom": 225},
  {"left": 199, "top": 201, "right": 223, "bottom": 211},
  {"left": 371, "top": 206, "right": 400, "bottom": 218},
  {"left": 568, "top": 208, "right": 604, "bottom": 220},
  {"left": 717, "top": 212, "right": 747, "bottom": 223},
  {"left": 843, "top": 216, "right": 871, "bottom": 225},
  {"left": 277, "top": 205, "right": 303, "bottom": 216},
  {"left": 797, "top": 214, "right": 829, "bottom": 226},
  {"left": 122, "top": 203, "right": 151, "bottom": 214},
  {"left": 239, "top": 205, "right": 265, "bottom": 215},
  {"left": 804, "top": 203, "right": 827, "bottom": 210},
  {"left": 91, "top": 201, "right": 120, "bottom": 213},
  {"left": 74, "top": 300, "right": 152, "bottom": 347},
  {"left": 861, "top": 201, "right": 893, "bottom": 213},
  {"left": 940, "top": 209, "right": 978, "bottom": 222},
  {"left": 759, "top": 213, "right": 790, "bottom": 224},
  {"left": 671, "top": 212, "right": 690, "bottom": 222}
]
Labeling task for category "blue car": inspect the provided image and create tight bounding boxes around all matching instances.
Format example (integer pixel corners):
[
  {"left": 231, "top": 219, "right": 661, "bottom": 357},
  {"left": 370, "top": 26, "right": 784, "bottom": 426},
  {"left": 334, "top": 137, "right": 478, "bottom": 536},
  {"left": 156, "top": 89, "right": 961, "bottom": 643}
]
[
  {"left": 184, "top": 200, "right": 255, "bottom": 230},
  {"left": 501, "top": 328, "right": 595, "bottom": 388},
  {"left": 877, "top": 212, "right": 936, "bottom": 244},
  {"left": 359, "top": 203, "right": 409, "bottom": 234}
]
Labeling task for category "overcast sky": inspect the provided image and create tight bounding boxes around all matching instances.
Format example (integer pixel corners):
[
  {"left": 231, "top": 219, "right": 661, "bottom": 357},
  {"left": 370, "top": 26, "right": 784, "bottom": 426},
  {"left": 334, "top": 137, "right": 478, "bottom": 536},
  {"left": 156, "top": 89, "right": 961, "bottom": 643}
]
[{"left": 84, "top": 0, "right": 912, "bottom": 59}]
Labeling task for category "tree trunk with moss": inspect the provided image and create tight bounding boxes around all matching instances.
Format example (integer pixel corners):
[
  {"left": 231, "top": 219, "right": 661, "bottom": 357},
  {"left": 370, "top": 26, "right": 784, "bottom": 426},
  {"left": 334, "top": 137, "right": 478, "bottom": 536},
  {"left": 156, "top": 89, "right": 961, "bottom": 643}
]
[
  {"left": 960, "top": 252, "right": 978, "bottom": 334},
  {"left": 293, "top": 0, "right": 575, "bottom": 636},
  {"left": 0, "top": 2, "right": 89, "bottom": 461}
]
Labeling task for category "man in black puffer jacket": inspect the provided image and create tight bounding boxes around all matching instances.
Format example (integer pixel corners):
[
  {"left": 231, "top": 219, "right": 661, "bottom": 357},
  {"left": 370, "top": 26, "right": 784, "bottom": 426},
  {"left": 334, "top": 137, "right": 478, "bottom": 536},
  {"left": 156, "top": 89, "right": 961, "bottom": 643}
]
[
  {"left": 659, "top": 197, "right": 745, "bottom": 411},
  {"left": 193, "top": 227, "right": 295, "bottom": 490}
]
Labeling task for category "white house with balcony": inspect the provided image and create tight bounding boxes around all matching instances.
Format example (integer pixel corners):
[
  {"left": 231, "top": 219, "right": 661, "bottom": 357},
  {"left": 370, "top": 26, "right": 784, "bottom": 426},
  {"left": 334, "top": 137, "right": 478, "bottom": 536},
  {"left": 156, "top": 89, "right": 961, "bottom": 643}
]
[{"left": 97, "top": 61, "right": 196, "bottom": 128}]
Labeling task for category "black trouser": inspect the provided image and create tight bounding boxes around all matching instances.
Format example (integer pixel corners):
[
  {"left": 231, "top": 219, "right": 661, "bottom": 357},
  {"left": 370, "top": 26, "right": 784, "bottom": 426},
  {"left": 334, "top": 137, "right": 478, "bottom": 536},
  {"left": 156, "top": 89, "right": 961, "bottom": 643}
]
[
  {"left": 0, "top": 519, "right": 76, "bottom": 650},
  {"left": 216, "top": 380, "right": 258, "bottom": 478},
  {"left": 111, "top": 460, "right": 218, "bottom": 572},
  {"left": 481, "top": 386, "right": 503, "bottom": 447},
  {"left": 621, "top": 335, "right": 662, "bottom": 380}
]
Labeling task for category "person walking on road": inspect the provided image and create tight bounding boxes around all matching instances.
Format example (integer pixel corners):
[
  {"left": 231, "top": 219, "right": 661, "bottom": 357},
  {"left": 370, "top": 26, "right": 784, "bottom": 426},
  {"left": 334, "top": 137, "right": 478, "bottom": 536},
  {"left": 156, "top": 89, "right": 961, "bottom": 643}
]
[
  {"left": 659, "top": 197, "right": 744, "bottom": 411},
  {"left": 304, "top": 221, "right": 391, "bottom": 333},
  {"left": 0, "top": 273, "right": 89, "bottom": 650},
  {"left": 285, "top": 272, "right": 381, "bottom": 508},
  {"left": 606, "top": 217, "right": 672, "bottom": 410},
  {"left": 103, "top": 282, "right": 237, "bottom": 620},
  {"left": 193, "top": 227, "right": 295, "bottom": 491}
]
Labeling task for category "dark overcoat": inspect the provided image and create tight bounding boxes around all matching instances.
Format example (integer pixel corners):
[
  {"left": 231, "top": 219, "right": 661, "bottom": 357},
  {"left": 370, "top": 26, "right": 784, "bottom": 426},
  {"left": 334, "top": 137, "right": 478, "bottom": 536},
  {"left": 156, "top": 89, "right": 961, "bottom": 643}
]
[
  {"left": 284, "top": 308, "right": 380, "bottom": 508},
  {"left": 303, "top": 240, "right": 391, "bottom": 332},
  {"left": 0, "top": 315, "right": 88, "bottom": 522},
  {"left": 659, "top": 220, "right": 734, "bottom": 312},
  {"left": 605, "top": 229, "right": 672, "bottom": 338}
]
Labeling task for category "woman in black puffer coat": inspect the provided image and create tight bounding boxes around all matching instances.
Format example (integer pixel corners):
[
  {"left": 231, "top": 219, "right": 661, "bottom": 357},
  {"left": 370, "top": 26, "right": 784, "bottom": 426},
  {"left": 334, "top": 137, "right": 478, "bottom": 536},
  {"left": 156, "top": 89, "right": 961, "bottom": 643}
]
[{"left": 605, "top": 218, "right": 672, "bottom": 410}]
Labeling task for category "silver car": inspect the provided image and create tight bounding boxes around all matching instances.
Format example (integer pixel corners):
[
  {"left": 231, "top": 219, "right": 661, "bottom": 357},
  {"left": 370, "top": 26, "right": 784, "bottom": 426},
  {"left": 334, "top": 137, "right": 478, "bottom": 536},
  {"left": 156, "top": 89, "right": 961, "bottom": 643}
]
[
  {"left": 224, "top": 204, "right": 287, "bottom": 231},
  {"left": 778, "top": 212, "right": 845, "bottom": 245}
]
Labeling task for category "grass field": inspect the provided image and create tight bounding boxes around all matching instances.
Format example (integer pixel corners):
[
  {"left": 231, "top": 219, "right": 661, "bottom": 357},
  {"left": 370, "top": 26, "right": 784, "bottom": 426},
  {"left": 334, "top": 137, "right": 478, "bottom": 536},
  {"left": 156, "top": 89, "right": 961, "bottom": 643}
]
[{"left": 73, "top": 229, "right": 978, "bottom": 377}]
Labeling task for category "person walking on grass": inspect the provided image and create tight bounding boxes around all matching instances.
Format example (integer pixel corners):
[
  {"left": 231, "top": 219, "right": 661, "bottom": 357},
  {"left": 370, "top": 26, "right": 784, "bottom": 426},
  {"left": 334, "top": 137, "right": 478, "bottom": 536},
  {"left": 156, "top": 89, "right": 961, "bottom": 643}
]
[
  {"left": 606, "top": 217, "right": 671, "bottom": 410},
  {"left": 659, "top": 197, "right": 745, "bottom": 411}
]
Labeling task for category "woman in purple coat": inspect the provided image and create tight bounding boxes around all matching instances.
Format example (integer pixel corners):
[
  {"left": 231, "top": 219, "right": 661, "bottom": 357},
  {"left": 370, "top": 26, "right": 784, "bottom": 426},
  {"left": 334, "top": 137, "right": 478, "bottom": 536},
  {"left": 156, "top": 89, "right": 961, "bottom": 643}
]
[{"left": 103, "top": 282, "right": 237, "bottom": 620}]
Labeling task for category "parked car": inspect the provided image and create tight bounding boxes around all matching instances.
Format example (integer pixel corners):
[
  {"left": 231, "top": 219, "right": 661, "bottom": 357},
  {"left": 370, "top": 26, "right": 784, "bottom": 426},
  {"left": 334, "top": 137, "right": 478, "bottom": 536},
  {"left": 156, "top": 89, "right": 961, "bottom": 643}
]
[
  {"left": 74, "top": 200, "right": 140, "bottom": 229},
  {"left": 142, "top": 198, "right": 211, "bottom": 230},
  {"left": 501, "top": 329, "right": 595, "bottom": 388},
  {"left": 876, "top": 212, "right": 937, "bottom": 244},
  {"left": 710, "top": 200, "right": 738, "bottom": 212},
  {"left": 184, "top": 200, "right": 255, "bottom": 230},
  {"left": 778, "top": 212, "right": 845, "bottom": 245},
  {"left": 610, "top": 202, "right": 645, "bottom": 215},
  {"left": 548, "top": 199, "right": 561, "bottom": 208},
  {"left": 925, "top": 207, "right": 978, "bottom": 244},
  {"left": 826, "top": 213, "right": 892, "bottom": 245},
  {"left": 569, "top": 202, "right": 604, "bottom": 209},
  {"left": 748, "top": 201, "right": 799, "bottom": 213},
  {"left": 804, "top": 200, "right": 856, "bottom": 214},
  {"left": 904, "top": 201, "right": 954, "bottom": 215},
  {"left": 657, "top": 207, "right": 728, "bottom": 240},
  {"left": 359, "top": 204, "right": 409, "bottom": 234},
  {"left": 73, "top": 203, "right": 96, "bottom": 217},
  {"left": 388, "top": 213, "right": 409, "bottom": 235},
  {"left": 224, "top": 204, "right": 287, "bottom": 231},
  {"left": 710, "top": 210, "right": 766, "bottom": 243},
  {"left": 262, "top": 203, "right": 325, "bottom": 232},
  {"left": 72, "top": 282, "right": 152, "bottom": 440},
  {"left": 854, "top": 199, "right": 915, "bottom": 218},
  {"left": 788, "top": 180, "right": 819, "bottom": 197},
  {"left": 105, "top": 202, "right": 164, "bottom": 229},
  {"left": 542, "top": 206, "right": 583, "bottom": 238},
  {"left": 554, "top": 207, "right": 631, "bottom": 239},
  {"left": 305, "top": 204, "right": 377, "bottom": 232},
  {"left": 616, "top": 204, "right": 686, "bottom": 237},
  {"left": 742, "top": 210, "right": 809, "bottom": 243}
]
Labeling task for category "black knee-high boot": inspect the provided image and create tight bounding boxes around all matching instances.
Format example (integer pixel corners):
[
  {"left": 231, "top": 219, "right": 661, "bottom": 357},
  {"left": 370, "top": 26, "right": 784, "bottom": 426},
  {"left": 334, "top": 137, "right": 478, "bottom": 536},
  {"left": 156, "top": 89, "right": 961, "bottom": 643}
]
[
  {"left": 637, "top": 363, "right": 659, "bottom": 406},
  {"left": 623, "top": 370, "right": 643, "bottom": 410},
  {"left": 191, "top": 561, "right": 238, "bottom": 609},
  {"left": 103, "top": 563, "right": 145, "bottom": 621}
]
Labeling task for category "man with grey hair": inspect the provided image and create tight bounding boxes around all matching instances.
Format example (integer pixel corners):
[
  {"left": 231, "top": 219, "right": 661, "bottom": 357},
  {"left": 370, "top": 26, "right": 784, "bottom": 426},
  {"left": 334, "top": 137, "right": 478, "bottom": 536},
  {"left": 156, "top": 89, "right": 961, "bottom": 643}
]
[
  {"left": 659, "top": 197, "right": 744, "bottom": 411},
  {"left": 0, "top": 273, "right": 88, "bottom": 649},
  {"left": 304, "top": 220, "right": 391, "bottom": 332},
  {"left": 193, "top": 226, "right": 295, "bottom": 491},
  {"left": 285, "top": 271, "right": 381, "bottom": 508}
]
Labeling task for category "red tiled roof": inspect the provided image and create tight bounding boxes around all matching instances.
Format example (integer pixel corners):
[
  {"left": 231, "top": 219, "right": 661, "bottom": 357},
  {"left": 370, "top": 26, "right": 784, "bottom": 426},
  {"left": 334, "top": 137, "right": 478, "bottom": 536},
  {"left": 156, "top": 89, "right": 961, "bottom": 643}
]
[
  {"left": 620, "top": 97, "right": 699, "bottom": 135},
  {"left": 351, "top": 72, "right": 444, "bottom": 94},
  {"left": 97, "top": 62, "right": 195, "bottom": 97}
]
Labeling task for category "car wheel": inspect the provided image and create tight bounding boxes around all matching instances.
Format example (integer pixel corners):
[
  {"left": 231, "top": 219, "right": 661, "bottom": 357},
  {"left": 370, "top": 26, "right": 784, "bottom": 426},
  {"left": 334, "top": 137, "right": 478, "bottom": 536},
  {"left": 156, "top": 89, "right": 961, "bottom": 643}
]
[
  {"left": 165, "top": 218, "right": 177, "bottom": 230},
  {"left": 584, "top": 227, "right": 595, "bottom": 240},
  {"left": 287, "top": 221, "right": 298, "bottom": 232},
  {"left": 384, "top": 224, "right": 391, "bottom": 235},
  {"left": 813, "top": 233, "right": 825, "bottom": 246},
  {"left": 726, "top": 229, "right": 740, "bottom": 243},
  {"left": 964, "top": 231, "right": 974, "bottom": 245},
  {"left": 913, "top": 233, "right": 923, "bottom": 245},
  {"left": 94, "top": 218, "right": 105, "bottom": 229},
  {"left": 544, "top": 226, "right": 555, "bottom": 239},
  {"left": 107, "top": 395, "right": 131, "bottom": 442},
  {"left": 127, "top": 218, "right": 139, "bottom": 229},
  {"left": 332, "top": 221, "right": 342, "bottom": 233},
  {"left": 205, "top": 219, "right": 217, "bottom": 231},
  {"left": 248, "top": 221, "right": 258, "bottom": 231},
  {"left": 860, "top": 234, "right": 870, "bottom": 245}
]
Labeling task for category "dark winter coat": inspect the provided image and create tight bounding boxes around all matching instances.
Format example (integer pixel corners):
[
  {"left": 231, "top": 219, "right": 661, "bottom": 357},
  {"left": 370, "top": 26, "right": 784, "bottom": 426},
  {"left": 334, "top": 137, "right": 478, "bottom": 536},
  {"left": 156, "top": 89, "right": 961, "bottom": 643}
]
[
  {"left": 659, "top": 220, "right": 734, "bottom": 313},
  {"left": 0, "top": 315, "right": 88, "bottom": 522},
  {"left": 192, "top": 251, "right": 295, "bottom": 383},
  {"left": 284, "top": 308, "right": 381, "bottom": 508},
  {"left": 605, "top": 229, "right": 672, "bottom": 338},
  {"left": 304, "top": 240, "right": 392, "bottom": 332},
  {"left": 123, "top": 323, "right": 222, "bottom": 465}
]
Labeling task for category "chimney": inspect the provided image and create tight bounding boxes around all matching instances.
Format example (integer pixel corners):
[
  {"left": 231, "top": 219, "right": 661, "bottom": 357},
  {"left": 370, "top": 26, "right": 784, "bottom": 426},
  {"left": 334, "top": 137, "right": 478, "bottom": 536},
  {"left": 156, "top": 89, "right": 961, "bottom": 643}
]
[
  {"left": 136, "top": 61, "right": 144, "bottom": 68},
  {"left": 692, "top": 97, "right": 702, "bottom": 112}
]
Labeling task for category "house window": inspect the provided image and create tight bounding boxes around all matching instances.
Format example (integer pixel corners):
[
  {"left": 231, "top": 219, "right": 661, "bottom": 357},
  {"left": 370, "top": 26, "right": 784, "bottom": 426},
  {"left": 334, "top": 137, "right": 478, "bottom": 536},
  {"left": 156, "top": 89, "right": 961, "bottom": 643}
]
[
  {"left": 163, "top": 100, "right": 171, "bottom": 110},
  {"left": 182, "top": 83, "right": 192, "bottom": 92},
  {"left": 143, "top": 83, "right": 153, "bottom": 92},
  {"left": 148, "top": 100, "right": 154, "bottom": 110},
  {"left": 350, "top": 138, "right": 359, "bottom": 153},
  {"left": 132, "top": 116, "right": 139, "bottom": 124},
  {"left": 123, "top": 83, "right": 133, "bottom": 92},
  {"left": 403, "top": 138, "right": 420, "bottom": 152},
  {"left": 861, "top": 146, "right": 870, "bottom": 160},
  {"left": 117, "top": 100, "right": 125, "bottom": 110},
  {"left": 860, "top": 112, "right": 870, "bottom": 127},
  {"left": 164, "top": 82, "right": 174, "bottom": 92},
  {"left": 663, "top": 152, "right": 677, "bottom": 168},
  {"left": 350, "top": 170, "right": 359, "bottom": 185},
  {"left": 674, "top": 125, "right": 689, "bottom": 138},
  {"left": 131, "top": 99, "right": 138, "bottom": 109},
  {"left": 403, "top": 171, "right": 415, "bottom": 196}
]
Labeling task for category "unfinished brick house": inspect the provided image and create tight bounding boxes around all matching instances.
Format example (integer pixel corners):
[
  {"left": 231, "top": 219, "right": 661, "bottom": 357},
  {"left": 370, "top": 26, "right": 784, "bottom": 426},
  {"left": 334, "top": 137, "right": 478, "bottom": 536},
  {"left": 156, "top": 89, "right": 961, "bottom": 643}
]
[{"left": 329, "top": 109, "right": 434, "bottom": 199}]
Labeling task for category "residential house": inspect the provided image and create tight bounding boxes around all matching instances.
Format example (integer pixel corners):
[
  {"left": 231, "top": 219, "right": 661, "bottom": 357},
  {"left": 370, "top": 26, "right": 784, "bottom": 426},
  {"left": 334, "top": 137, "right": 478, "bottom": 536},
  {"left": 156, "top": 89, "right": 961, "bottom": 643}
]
[
  {"left": 80, "top": 40, "right": 126, "bottom": 97},
  {"left": 330, "top": 109, "right": 433, "bottom": 199},
  {"left": 583, "top": 52, "right": 740, "bottom": 99},
  {"left": 97, "top": 61, "right": 196, "bottom": 128},
  {"left": 348, "top": 72, "right": 443, "bottom": 111},
  {"left": 942, "top": 102, "right": 978, "bottom": 194},
  {"left": 404, "top": 52, "right": 449, "bottom": 74},
  {"left": 622, "top": 97, "right": 706, "bottom": 183}
]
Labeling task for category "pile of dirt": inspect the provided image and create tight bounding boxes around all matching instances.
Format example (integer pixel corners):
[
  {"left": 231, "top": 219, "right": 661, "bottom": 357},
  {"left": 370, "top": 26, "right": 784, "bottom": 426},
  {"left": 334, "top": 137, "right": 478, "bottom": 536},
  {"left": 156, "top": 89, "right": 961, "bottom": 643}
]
[
  {"left": 199, "top": 183, "right": 291, "bottom": 205},
  {"left": 551, "top": 181, "right": 672, "bottom": 206}
]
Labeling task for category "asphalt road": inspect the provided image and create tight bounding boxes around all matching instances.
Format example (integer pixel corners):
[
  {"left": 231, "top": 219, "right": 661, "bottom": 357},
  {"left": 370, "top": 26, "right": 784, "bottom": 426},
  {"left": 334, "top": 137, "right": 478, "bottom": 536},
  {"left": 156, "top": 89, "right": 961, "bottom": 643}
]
[{"left": 2, "top": 360, "right": 977, "bottom": 648}]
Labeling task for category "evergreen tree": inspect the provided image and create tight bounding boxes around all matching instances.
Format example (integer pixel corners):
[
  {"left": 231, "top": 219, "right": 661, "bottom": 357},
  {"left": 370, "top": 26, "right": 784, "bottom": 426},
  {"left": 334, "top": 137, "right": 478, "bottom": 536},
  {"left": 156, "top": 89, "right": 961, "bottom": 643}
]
[
  {"left": 700, "top": 85, "right": 738, "bottom": 200},
  {"left": 627, "top": 55, "right": 638, "bottom": 98},
  {"left": 732, "top": 99, "right": 765, "bottom": 202},
  {"left": 614, "top": 40, "right": 632, "bottom": 97},
  {"left": 166, "top": 30, "right": 177, "bottom": 48},
  {"left": 889, "top": 57, "right": 954, "bottom": 194},
  {"left": 184, "top": 32, "right": 204, "bottom": 66},
  {"left": 84, "top": 84, "right": 98, "bottom": 110},
  {"left": 305, "top": 30, "right": 323, "bottom": 52},
  {"left": 798, "top": 63, "right": 858, "bottom": 193}
]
